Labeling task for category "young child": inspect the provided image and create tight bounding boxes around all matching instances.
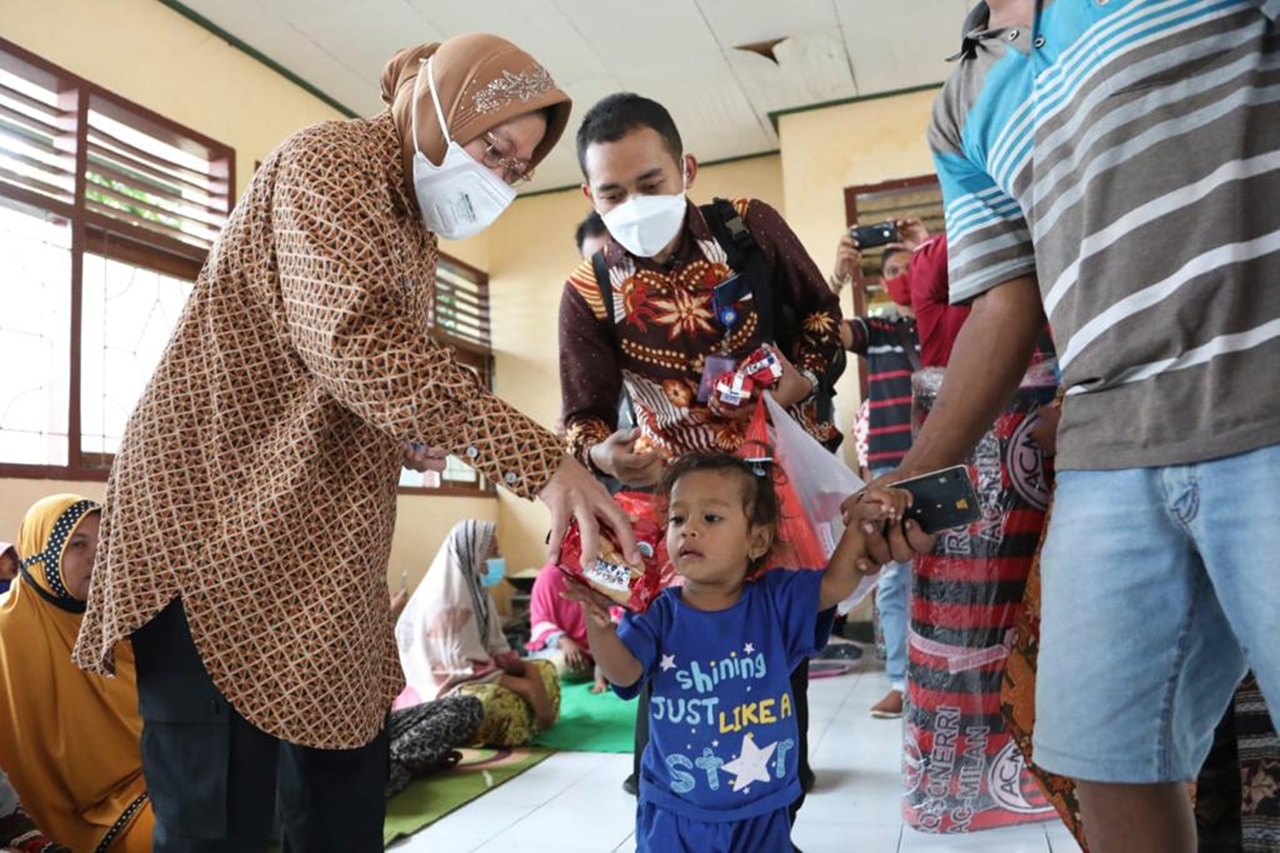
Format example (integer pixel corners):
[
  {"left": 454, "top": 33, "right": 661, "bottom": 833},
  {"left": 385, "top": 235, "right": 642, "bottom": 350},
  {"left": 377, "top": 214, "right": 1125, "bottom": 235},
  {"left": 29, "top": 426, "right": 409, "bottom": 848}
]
[{"left": 566, "top": 453, "right": 892, "bottom": 852}]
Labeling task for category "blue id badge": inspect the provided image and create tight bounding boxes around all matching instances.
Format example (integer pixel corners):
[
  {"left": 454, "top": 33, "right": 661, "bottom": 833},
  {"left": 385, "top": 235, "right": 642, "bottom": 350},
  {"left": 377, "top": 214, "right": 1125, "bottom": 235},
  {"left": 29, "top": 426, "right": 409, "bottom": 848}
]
[{"left": 711, "top": 272, "right": 751, "bottom": 329}]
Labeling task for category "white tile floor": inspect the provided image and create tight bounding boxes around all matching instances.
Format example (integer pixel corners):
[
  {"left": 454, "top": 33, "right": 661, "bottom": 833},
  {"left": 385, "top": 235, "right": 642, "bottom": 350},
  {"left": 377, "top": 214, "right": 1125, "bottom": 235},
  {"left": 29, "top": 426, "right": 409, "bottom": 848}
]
[{"left": 389, "top": 654, "right": 1085, "bottom": 852}]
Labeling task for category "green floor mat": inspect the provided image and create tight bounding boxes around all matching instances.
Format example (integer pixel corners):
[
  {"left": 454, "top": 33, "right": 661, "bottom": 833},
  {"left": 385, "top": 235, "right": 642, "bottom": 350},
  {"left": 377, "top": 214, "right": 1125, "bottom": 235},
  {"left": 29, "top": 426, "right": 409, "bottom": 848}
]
[
  {"left": 531, "top": 680, "right": 637, "bottom": 754},
  {"left": 383, "top": 746, "right": 551, "bottom": 846}
]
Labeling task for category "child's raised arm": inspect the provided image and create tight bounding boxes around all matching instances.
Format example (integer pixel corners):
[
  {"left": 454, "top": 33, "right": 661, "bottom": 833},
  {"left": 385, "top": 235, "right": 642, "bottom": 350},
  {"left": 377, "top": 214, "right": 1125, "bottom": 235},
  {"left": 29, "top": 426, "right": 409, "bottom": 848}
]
[
  {"left": 820, "top": 484, "right": 919, "bottom": 610},
  {"left": 561, "top": 580, "right": 645, "bottom": 689},
  {"left": 820, "top": 515, "right": 875, "bottom": 611}
]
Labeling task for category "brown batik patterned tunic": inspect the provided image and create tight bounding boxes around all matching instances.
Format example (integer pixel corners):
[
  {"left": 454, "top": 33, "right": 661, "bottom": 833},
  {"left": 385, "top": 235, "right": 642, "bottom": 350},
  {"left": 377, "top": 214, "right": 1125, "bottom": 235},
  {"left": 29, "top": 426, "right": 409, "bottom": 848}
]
[
  {"left": 560, "top": 199, "right": 844, "bottom": 465},
  {"left": 73, "top": 111, "right": 565, "bottom": 749}
]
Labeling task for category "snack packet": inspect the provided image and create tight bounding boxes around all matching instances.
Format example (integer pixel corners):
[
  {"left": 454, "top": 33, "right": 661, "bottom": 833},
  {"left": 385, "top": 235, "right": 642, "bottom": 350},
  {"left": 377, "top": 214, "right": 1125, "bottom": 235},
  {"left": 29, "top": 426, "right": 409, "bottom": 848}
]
[
  {"left": 714, "top": 370, "right": 755, "bottom": 409},
  {"left": 739, "top": 345, "right": 783, "bottom": 386},
  {"left": 558, "top": 492, "right": 670, "bottom": 611}
]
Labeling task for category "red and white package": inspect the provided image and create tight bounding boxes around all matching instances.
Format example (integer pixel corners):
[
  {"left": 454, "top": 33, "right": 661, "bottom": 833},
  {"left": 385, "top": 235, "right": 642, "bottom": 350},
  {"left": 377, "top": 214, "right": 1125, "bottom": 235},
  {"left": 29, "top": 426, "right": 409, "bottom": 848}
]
[
  {"left": 739, "top": 345, "right": 783, "bottom": 386},
  {"left": 558, "top": 492, "right": 671, "bottom": 612},
  {"left": 714, "top": 370, "right": 756, "bottom": 409}
]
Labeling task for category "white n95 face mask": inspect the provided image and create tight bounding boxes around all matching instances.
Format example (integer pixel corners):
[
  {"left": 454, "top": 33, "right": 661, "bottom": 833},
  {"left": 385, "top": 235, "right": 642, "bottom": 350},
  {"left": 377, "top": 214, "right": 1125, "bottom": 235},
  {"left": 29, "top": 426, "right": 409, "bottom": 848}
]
[
  {"left": 410, "top": 57, "right": 516, "bottom": 240},
  {"left": 601, "top": 191, "right": 687, "bottom": 258}
]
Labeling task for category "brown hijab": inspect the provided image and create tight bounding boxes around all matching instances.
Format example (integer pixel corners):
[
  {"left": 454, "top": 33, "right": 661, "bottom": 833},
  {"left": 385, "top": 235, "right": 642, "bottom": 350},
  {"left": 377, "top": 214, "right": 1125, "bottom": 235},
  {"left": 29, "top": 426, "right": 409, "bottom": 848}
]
[{"left": 381, "top": 34, "right": 571, "bottom": 180}]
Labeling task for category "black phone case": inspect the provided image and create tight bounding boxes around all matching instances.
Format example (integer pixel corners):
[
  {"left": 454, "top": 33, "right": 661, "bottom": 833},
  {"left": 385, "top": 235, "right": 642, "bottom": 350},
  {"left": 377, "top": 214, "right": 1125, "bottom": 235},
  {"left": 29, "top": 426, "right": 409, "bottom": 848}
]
[
  {"left": 850, "top": 222, "right": 899, "bottom": 249},
  {"left": 897, "top": 465, "right": 982, "bottom": 533}
]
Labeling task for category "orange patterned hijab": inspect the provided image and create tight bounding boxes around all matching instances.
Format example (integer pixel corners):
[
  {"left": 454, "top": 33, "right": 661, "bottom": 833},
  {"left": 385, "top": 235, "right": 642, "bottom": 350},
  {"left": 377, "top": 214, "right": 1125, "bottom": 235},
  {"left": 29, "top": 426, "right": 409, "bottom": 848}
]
[{"left": 381, "top": 34, "right": 571, "bottom": 183}]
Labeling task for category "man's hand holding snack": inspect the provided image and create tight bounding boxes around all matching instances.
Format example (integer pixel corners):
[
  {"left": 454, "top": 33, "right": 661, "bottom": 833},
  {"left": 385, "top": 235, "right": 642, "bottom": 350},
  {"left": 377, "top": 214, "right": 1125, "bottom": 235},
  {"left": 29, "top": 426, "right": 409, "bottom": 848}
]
[
  {"left": 768, "top": 347, "right": 817, "bottom": 408},
  {"left": 707, "top": 344, "right": 813, "bottom": 418}
]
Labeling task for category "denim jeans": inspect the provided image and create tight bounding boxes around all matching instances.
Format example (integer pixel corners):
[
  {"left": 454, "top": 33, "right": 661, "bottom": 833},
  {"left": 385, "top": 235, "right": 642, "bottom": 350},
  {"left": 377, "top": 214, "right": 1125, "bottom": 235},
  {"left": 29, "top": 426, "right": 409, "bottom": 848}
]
[{"left": 1034, "top": 443, "right": 1280, "bottom": 782}]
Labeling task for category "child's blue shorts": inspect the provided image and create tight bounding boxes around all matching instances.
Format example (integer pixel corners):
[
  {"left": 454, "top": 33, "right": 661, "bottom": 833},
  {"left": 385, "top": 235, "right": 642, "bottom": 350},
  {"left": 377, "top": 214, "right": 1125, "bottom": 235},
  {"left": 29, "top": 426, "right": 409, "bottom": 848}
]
[{"left": 636, "top": 800, "right": 793, "bottom": 852}]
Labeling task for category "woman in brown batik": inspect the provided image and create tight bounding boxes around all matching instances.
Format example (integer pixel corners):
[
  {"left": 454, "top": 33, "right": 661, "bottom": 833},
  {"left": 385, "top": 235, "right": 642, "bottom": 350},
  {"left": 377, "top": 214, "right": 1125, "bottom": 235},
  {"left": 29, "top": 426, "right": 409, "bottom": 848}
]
[{"left": 72, "top": 34, "right": 638, "bottom": 853}]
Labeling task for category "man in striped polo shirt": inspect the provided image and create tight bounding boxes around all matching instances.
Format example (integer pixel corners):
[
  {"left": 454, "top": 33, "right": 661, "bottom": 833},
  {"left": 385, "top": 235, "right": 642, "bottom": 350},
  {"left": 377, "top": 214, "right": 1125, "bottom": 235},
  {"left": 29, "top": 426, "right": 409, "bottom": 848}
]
[{"left": 886, "top": 2, "right": 1280, "bottom": 850}]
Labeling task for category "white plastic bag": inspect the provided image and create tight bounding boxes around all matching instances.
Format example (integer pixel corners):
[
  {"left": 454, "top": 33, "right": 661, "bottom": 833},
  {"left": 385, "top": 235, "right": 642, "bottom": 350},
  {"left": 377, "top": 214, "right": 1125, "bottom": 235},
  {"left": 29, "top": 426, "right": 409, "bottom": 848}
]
[{"left": 763, "top": 393, "right": 876, "bottom": 610}]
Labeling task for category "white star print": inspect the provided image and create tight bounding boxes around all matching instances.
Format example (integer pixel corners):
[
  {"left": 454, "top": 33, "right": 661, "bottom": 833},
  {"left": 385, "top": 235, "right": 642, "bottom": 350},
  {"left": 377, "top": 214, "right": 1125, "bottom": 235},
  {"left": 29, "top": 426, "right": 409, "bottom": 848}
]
[
  {"left": 719, "top": 733, "right": 777, "bottom": 792},
  {"left": 659, "top": 654, "right": 676, "bottom": 671},
  {"left": 744, "top": 642, "right": 755, "bottom": 654}
]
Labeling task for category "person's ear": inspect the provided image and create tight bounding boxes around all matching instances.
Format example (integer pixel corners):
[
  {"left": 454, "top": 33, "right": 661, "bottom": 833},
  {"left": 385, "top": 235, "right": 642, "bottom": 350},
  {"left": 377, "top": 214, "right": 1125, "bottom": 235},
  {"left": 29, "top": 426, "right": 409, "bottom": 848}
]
[
  {"left": 581, "top": 183, "right": 594, "bottom": 204},
  {"left": 748, "top": 523, "right": 774, "bottom": 561},
  {"left": 683, "top": 154, "right": 698, "bottom": 189}
]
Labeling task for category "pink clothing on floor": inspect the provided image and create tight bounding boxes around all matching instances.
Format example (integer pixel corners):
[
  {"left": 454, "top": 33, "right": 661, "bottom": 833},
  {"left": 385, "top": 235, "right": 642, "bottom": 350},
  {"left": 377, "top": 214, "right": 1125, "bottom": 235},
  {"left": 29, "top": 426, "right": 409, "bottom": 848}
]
[{"left": 525, "top": 562, "right": 589, "bottom": 653}]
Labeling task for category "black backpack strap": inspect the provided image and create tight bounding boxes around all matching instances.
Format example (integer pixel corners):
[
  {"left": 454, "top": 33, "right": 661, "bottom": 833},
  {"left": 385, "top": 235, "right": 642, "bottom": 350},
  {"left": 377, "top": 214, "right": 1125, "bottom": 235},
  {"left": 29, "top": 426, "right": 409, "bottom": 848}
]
[
  {"left": 701, "top": 198, "right": 845, "bottom": 430},
  {"left": 592, "top": 249, "right": 614, "bottom": 335},
  {"left": 701, "top": 198, "right": 778, "bottom": 346},
  {"left": 589, "top": 248, "right": 637, "bottom": 460}
]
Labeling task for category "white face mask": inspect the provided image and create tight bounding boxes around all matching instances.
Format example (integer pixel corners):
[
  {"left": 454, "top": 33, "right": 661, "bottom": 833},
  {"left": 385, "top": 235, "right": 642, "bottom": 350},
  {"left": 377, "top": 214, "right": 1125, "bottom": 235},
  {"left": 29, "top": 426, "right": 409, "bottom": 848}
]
[
  {"left": 601, "top": 188, "right": 687, "bottom": 258},
  {"left": 410, "top": 58, "right": 517, "bottom": 240}
]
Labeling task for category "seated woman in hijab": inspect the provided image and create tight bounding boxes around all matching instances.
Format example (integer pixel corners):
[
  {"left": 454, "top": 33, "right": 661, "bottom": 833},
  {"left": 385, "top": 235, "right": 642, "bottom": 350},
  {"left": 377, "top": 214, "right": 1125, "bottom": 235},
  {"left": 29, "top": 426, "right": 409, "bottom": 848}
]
[
  {"left": 0, "top": 495, "right": 153, "bottom": 852},
  {"left": 396, "top": 520, "right": 559, "bottom": 746}
]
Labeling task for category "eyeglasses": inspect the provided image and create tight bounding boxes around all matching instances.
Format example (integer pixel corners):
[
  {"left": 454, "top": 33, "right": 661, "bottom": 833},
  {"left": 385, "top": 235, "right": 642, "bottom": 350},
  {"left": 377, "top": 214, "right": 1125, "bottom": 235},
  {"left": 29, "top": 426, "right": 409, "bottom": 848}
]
[{"left": 482, "top": 133, "right": 534, "bottom": 185}]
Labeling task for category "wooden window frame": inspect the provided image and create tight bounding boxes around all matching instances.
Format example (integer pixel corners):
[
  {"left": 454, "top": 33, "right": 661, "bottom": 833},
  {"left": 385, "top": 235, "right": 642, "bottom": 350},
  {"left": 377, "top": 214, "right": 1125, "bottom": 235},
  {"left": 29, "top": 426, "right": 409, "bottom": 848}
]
[
  {"left": 0, "top": 37, "right": 233, "bottom": 482},
  {"left": 0, "top": 39, "right": 499, "bottom": 499}
]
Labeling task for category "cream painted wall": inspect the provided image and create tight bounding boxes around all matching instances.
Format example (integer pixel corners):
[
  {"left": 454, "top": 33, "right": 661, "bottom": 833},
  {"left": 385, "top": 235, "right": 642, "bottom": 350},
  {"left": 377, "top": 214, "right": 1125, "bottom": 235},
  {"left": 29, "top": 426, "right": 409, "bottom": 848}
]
[
  {"left": 438, "top": 234, "right": 491, "bottom": 274},
  {"left": 1, "top": 0, "right": 497, "bottom": 597},
  {"left": 778, "top": 89, "right": 940, "bottom": 469},
  {"left": 485, "top": 154, "right": 785, "bottom": 573},
  {"left": 0, "top": 480, "right": 107, "bottom": 546}
]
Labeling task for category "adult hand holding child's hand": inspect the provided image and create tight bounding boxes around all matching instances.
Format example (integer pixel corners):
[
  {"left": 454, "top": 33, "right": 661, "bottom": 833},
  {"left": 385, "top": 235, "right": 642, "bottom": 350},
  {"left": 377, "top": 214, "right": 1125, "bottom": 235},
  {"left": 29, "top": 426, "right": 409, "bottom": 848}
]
[{"left": 841, "top": 472, "right": 936, "bottom": 565}]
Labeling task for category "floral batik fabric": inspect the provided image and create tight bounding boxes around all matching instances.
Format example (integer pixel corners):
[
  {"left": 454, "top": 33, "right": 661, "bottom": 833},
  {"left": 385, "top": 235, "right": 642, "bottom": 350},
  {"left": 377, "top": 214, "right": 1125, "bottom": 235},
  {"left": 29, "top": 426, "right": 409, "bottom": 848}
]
[{"left": 559, "top": 198, "right": 843, "bottom": 467}]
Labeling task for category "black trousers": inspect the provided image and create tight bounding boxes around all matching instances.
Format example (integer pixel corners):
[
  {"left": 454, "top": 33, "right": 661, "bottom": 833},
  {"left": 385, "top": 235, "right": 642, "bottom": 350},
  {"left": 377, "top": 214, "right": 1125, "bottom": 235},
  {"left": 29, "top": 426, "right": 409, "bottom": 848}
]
[
  {"left": 631, "top": 657, "right": 814, "bottom": 820},
  {"left": 132, "top": 600, "right": 389, "bottom": 853}
]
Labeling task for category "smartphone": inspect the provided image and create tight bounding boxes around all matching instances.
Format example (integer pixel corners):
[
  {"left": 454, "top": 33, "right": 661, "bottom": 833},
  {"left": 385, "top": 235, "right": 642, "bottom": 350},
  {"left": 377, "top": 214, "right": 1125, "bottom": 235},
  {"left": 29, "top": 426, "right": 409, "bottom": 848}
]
[
  {"left": 849, "top": 222, "right": 900, "bottom": 249},
  {"left": 895, "top": 465, "right": 981, "bottom": 533}
]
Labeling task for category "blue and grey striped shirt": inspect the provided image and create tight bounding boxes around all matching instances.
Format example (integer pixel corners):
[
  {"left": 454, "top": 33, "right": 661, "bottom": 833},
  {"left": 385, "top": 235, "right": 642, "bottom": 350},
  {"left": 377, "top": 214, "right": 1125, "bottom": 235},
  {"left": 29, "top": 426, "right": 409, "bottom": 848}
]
[{"left": 930, "top": 0, "right": 1280, "bottom": 469}]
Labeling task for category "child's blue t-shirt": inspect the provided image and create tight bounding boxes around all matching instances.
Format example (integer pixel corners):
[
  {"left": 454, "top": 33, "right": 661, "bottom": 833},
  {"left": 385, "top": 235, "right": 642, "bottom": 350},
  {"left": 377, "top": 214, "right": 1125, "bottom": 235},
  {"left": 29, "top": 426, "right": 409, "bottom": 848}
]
[{"left": 615, "top": 568, "right": 835, "bottom": 822}]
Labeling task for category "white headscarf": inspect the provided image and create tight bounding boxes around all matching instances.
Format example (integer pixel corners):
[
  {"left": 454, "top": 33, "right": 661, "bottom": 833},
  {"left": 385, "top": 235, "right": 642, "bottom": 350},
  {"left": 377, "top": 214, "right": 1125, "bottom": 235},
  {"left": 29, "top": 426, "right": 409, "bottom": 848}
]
[{"left": 395, "top": 520, "right": 508, "bottom": 701}]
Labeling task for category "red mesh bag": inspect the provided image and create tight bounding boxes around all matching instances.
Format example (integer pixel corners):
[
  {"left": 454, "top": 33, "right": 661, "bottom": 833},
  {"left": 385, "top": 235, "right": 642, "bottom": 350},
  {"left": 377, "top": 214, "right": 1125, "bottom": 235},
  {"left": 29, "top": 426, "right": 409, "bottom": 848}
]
[
  {"left": 735, "top": 396, "right": 827, "bottom": 574},
  {"left": 557, "top": 491, "right": 672, "bottom": 612}
]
